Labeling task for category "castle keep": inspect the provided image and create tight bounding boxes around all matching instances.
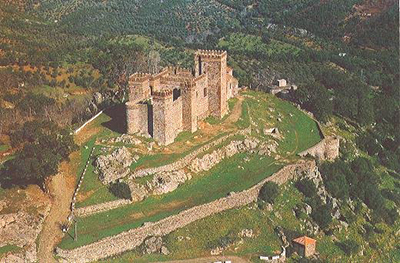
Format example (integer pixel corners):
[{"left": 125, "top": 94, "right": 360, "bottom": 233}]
[{"left": 126, "top": 50, "right": 238, "bottom": 145}]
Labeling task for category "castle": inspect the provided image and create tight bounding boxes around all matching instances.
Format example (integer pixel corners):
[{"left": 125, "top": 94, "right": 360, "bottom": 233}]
[{"left": 126, "top": 50, "right": 239, "bottom": 145}]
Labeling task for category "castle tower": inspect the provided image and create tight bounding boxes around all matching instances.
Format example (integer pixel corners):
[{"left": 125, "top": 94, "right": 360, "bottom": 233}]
[
  {"left": 181, "top": 81, "right": 197, "bottom": 132},
  {"left": 194, "top": 50, "right": 228, "bottom": 118},
  {"left": 152, "top": 90, "right": 183, "bottom": 145},
  {"left": 126, "top": 73, "right": 152, "bottom": 135}
]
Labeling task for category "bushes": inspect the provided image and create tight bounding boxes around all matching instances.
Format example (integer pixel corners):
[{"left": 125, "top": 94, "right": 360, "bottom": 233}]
[
  {"left": 311, "top": 204, "right": 332, "bottom": 229},
  {"left": 258, "top": 181, "right": 280, "bottom": 204},
  {"left": 0, "top": 120, "right": 77, "bottom": 190},
  {"left": 295, "top": 179, "right": 317, "bottom": 198},
  {"left": 109, "top": 182, "right": 132, "bottom": 200},
  {"left": 337, "top": 239, "right": 360, "bottom": 256}
]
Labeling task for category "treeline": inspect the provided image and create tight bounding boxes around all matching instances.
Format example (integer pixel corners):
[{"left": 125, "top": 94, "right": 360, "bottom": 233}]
[{"left": 0, "top": 120, "right": 78, "bottom": 190}]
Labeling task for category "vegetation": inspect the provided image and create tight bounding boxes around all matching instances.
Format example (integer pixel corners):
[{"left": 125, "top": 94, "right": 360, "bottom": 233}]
[
  {"left": 0, "top": 120, "right": 77, "bottom": 190},
  {"left": 258, "top": 182, "right": 279, "bottom": 204}
]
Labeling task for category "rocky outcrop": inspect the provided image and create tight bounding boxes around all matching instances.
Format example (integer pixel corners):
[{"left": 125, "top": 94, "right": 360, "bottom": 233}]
[
  {"left": 141, "top": 236, "right": 169, "bottom": 255},
  {"left": 148, "top": 170, "right": 191, "bottom": 195},
  {"left": 189, "top": 138, "right": 260, "bottom": 173},
  {"left": 298, "top": 136, "right": 340, "bottom": 161},
  {"left": 128, "top": 182, "right": 149, "bottom": 202},
  {"left": 0, "top": 209, "right": 50, "bottom": 263},
  {"left": 95, "top": 147, "right": 136, "bottom": 184}
]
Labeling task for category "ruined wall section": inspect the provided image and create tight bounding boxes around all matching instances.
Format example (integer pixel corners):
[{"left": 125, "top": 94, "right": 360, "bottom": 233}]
[{"left": 298, "top": 136, "right": 340, "bottom": 161}]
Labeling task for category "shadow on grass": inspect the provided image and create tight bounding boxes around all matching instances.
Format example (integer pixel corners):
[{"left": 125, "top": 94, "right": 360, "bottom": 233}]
[{"left": 101, "top": 104, "right": 126, "bottom": 134}]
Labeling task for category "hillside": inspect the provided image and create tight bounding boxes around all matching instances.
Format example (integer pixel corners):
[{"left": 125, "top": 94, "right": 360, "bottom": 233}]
[{"left": 0, "top": 0, "right": 398, "bottom": 262}]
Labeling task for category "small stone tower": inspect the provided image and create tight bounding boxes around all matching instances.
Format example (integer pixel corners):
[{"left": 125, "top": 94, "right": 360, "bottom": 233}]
[
  {"left": 152, "top": 90, "right": 183, "bottom": 145},
  {"left": 194, "top": 50, "right": 228, "bottom": 119}
]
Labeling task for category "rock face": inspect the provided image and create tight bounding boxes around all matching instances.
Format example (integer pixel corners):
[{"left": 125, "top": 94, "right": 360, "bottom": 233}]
[
  {"left": 128, "top": 183, "right": 148, "bottom": 202},
  {"left": 189, "top": 138, "right": 260, "bottom": 173},
  {"left": 149, "top": 170, "right": 191, "bottom": 195},
  {"left": 95, "top": 147, "right": 135, "bottom": 184},
  {"left": 0, "top": 210, "right": 49, "bottom": 263}
]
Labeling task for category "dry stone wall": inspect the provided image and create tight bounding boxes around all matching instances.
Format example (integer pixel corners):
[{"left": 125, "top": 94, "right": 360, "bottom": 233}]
[
  {"left": 74, "top": 199, "right": 132, "bottom": 218},
  {"left": 130, "top": 128, "right": 250, "bottom": 178},
  {"left": 56, "top": 160, "right": 315, "bottom": 263}
]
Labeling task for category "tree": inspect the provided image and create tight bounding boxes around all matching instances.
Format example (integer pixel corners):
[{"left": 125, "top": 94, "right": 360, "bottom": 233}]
[
  {"left": 0, "top": 120, "right": 77, "bottom": 190},
  {"left": 311, "top": 204, "right": 332, "bottom": 229},
  {"left": 258, "top": 181, "right": 280, "bottom": 204}
]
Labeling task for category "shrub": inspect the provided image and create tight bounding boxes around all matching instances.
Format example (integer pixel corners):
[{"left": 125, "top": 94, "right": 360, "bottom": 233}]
[
  {"left": 338, "top": 239, "right": 360, "bottom": 256},
  {"left": 109, "top": 182, "right": 132, "bottom": 200},
  {"left": 258, "top": 181, "right": 280, "bottom": 204},
  {"left": 295, "top": 179, "right": 317, "bottom": 198},
  {"left": 311, "top": 204, "right": 332, "bottom": 229}
]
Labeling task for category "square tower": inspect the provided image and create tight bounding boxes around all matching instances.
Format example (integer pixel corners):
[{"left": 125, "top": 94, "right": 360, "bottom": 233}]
[{"left": 194, "top": 50, "right": 228, "bottom": 119}]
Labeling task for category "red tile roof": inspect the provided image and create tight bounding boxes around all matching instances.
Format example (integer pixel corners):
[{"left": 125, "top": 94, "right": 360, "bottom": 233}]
[{"left": 293, "top": 236, "right": 316, "bottom": 246}]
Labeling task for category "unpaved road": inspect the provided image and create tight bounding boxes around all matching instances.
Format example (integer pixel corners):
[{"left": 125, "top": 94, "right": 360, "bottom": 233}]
[{"left": 37, "top": 152, "right": 79, "bottom": 262}]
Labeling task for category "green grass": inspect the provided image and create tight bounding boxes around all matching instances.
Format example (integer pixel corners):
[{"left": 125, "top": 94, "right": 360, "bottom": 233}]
[
  {"left": 59, "top": 154, "right": 281, "bottom": 249},
  {"left": 0, "top": 245, "right": 21, "bottom": 257},
  {"left": 76, "top": 144, "right": 119, "bottom": 208},
  {"left": 205, "top": 98, "right": 238, "bottom": 125},
  {"left": 243, "top": 91, "right": 321, "bottom": 154},
  {"left": 0, "top": 144, "right": 9, "bottom": 152}
]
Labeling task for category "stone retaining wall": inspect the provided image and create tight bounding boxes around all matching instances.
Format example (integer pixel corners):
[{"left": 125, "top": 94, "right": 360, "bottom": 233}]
[
  {"left": 56, "top": 160, "right": 316, "bottom": 262},
  {"left": 298, "top": 136, "right": 339, "bottom": 161},
  {"left": 74, "top": 199, "right": 132, "bottom": 218},
  {"left": 130, "top": 128, "right": 251, "bottom": 178}
]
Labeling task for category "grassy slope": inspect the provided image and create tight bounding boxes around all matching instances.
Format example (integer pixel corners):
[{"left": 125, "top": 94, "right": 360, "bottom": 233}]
[
  {"left": 60, "top": 154, "right": 281, "bottom": 249},
  {"left": 59, "top": 91, "right": 322, "bottom": 249},
  {"left": 102, "top": 182, "right": 305, "bottom": 262}
]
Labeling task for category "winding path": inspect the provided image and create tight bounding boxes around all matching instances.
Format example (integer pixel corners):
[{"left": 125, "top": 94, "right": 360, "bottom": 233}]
[{"left": 37, "top": 156, "right": 78, "bottom": 263}]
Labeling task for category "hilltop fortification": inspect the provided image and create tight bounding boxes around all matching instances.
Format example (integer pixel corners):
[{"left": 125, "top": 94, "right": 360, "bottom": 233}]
[{"left": 126, "top": 50, "right": 239, "bottom": 145}]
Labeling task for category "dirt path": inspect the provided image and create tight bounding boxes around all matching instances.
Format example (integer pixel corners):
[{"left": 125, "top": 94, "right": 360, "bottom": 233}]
[
  {"left": 155, "top": 255, "right": 250, "bottom": 263},
  {"left": 37, "top": 152, "right": 79, "bottom": 263},
  {"left": 225, "top": 96, "right": 244, "bottom": 124}
]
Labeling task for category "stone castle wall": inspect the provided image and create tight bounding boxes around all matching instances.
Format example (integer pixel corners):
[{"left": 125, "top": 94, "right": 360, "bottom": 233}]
[
  {"left": 56, "top": 160, "right": 316, "bottom": 263},
  {"left": 126, "top": 102, "right": 149, "bottom": 135},
  {"left": 193, "top": 74, "right": 209, "bottom": 120}
]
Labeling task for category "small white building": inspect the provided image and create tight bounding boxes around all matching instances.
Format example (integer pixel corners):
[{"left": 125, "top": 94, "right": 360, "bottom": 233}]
[{"left": 278, "top": 79, "right": 287, "bottom": 87}]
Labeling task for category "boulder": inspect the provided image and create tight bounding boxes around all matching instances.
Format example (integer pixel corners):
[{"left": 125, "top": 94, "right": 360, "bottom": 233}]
[
  {"left": 143, "top": 236, "right": 163, "bottom": 254},
  {"left": 95, "top": 147, "right": 133, "bottom": 184},
  {"left": 150, "top": 170, "right": 190, "bottom": 195},
  {"left": 128, "top": 183, "right": 148, "bottom": 202}
]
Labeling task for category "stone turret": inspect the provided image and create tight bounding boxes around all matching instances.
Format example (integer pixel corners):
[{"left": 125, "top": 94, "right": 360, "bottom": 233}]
[{"left": 194, "top": 50, "right": 228, "bottom": 118}]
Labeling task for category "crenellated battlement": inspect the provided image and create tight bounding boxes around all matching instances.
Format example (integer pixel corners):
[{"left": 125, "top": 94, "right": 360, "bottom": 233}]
[
  {"left": 195, "top": 49, "right": 227, "bottom": 59},
  {"left": 153, "top": 89, "right": 173, "bottom": 98},
  {"left": 129, "top": 72, "right": 151, "bottom": 82}
]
